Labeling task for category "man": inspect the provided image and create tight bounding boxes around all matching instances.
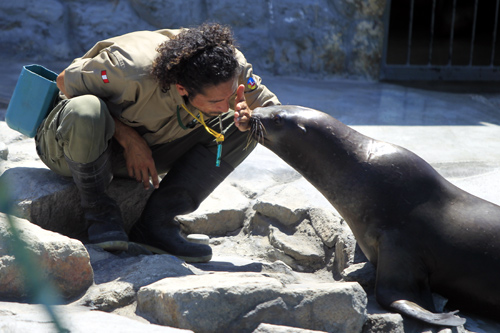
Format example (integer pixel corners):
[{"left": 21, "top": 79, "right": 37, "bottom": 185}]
[{"left": 35, "top": 23, "right": 280, "bottom": 262}]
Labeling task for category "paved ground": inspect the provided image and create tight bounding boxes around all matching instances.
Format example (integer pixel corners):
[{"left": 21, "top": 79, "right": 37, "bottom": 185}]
[{"left": 263, "top": 75, "right": 500, "bottom": 206}]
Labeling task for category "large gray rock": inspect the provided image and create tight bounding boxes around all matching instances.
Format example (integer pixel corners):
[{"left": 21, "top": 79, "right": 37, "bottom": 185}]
[
  {"left": 0, "top": 166, "right": 152, "bottom": 238},
  {"left": 253, "top": 179, "right": 333, "bottom": 226},
  {"left": 177, "top": 181, "right": 249, "bottom": 236},
  {"left": 77, "top": 245, "right": 197, "bottom": 312},
  {"left": 137, "top": 272, "right": 367, "bottom": 333},
  {"left": 268, "top": 223, "right": 325, "bottom": 269},
  {"left": 0, "top": 301, "right": 191, "bottom": 333},
  {"left": 0, "top": 214, "right": 93, "bottom": 300}
]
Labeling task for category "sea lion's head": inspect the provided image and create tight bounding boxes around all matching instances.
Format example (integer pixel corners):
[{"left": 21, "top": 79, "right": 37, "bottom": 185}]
[{"left": 248, "top": 105, "right": 326, "bottom": 148}]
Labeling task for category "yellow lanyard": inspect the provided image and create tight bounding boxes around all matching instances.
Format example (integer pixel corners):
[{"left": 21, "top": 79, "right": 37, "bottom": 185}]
[
  {"left": 180, "top": 104, "right": 224, "bottom": 167},
  {"left": 180, "top": 104, "right": 224, "bottom": 143}
]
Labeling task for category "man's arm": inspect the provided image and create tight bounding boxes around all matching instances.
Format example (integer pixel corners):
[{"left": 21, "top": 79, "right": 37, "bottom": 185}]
[
  {"left": 112, "top": 116, "right": 160, "bottom": 190},
  {"left": 58, "top": 70, "right": 159, "bottom": 189}
]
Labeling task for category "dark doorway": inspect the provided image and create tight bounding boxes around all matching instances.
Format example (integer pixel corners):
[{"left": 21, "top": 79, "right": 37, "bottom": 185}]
[{"left": 381, "top": 0, "right": 500, "bottom": 80}]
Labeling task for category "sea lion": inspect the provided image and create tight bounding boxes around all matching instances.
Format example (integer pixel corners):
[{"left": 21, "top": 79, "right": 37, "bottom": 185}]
[{"left": 250, "top": 105, "right": 500, "bottom": 327}]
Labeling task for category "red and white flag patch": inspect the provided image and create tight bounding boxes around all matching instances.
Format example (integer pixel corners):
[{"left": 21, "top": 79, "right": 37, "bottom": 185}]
[{"left": 101, "top": 70, "right": 109, "bottom": 83}]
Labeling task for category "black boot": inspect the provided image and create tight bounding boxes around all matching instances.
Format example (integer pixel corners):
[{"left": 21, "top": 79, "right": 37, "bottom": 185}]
[
  {"left": 129, "top": 144, "right": 234, "bottom": 263},
  {"left": 65, "top": 146, "right": 128, "bottom": 252}
]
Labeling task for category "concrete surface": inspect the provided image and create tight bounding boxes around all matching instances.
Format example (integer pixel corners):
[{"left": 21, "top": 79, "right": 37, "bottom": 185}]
[{"left": 264, "top": 76, "right": 500, "bottom": 206}]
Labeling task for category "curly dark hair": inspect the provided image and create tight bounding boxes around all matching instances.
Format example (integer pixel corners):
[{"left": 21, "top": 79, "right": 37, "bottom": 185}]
[{"left": 151, "top": 23, "right": 240, "bottom": 98}]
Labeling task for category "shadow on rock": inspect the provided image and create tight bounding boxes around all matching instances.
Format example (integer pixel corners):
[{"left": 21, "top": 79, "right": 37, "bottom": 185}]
[{"left": 0, "top": 167, "right": 151, "bottom": 240}]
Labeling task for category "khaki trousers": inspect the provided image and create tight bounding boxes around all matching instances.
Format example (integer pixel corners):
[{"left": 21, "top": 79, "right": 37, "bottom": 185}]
[{"left": 35, "top": 95, "right": 255, "bottom": 178}]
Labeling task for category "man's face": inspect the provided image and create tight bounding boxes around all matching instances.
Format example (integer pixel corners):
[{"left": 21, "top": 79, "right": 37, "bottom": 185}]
[{"left": 177, "top": 79, "right": 238, "bottom": 117}]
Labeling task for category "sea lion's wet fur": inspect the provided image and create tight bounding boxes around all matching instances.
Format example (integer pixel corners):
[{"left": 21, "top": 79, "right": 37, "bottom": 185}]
[{"left": 251, "top": 105, "right": 500, "bottom": 327}]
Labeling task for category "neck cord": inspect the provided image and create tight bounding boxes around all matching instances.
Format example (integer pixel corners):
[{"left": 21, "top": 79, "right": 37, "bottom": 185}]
[{"left": 180, "top": 104, "right": 224, "bottom": 167}]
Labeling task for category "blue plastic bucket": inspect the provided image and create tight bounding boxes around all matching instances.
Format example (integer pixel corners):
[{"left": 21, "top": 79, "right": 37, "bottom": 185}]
[{"left": 6, "top": 64, "right": 60, "bottom": 137}]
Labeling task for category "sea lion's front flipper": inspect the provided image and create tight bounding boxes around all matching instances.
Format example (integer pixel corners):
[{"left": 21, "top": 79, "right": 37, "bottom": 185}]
[
  {"left": 390, "top": 300, "right": 466, "bottom": 326},
  {"left": 374, "top": 238, "right": 466, "bottom": 327}
]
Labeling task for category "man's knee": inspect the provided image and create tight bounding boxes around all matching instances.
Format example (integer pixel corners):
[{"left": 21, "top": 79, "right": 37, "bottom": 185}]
[
  {"left": 61, "top": 95, "right": 113, "bottom": 133},
  {"left": 58, "top": 95, "right": 115, "bottom": 163}
]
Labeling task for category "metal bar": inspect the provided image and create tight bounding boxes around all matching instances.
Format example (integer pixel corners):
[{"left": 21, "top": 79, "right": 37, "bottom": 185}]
[
  {"left": 448, "top": 0, "right": 457, "bottom": 65},
  {"left": 491, "top": 0, "right": 500, "bottom": 66},
  {"left": 381, "top": 0, "right": 392, "bottom": 66},
  {"left": 428, "top": 0, "right": 437, "bottom": 65},
  {"left": 469, "top": 0, "right": 479, "bottom": 66},
  {"left": 406, "top": 0, "right": 415, "bottom": 65}
]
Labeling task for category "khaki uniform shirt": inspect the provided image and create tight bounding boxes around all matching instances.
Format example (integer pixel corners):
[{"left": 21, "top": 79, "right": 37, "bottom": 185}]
[{"left": 63, "top": 29, "right": 280, "bottom": 146}]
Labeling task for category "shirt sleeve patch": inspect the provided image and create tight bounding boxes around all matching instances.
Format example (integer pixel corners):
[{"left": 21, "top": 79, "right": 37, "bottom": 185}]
[
  {"left": 246, "top": 77, "right": 257, "bottom": 90},
  {"left": 101, "top": 70, "right": 110, "bottom": 83}
]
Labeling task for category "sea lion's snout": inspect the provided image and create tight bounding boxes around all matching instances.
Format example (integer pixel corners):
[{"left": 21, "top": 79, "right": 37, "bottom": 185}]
[{"left": 247, "top": 109, "right": 267, "bottom": 147}]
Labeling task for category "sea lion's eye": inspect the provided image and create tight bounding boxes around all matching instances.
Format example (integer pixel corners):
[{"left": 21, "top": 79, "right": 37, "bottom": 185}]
[{"left": 273, "top": 114, "right": 282, "bottom": 125}]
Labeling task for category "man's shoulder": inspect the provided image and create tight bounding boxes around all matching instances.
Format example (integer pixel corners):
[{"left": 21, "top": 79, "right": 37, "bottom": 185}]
[
  {"left": 99, "top": 31, "right": 168, "bottom": 72},
  {"left": 105, "top": 30, "right": 169, "bottom": 51}
]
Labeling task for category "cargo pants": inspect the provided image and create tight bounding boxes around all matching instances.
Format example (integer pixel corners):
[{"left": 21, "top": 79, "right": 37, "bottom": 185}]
[{"left": 35, "top": 95, "right": 255, "bottom": 178}]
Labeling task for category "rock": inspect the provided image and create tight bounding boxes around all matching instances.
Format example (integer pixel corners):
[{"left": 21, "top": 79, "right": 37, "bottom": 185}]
[
  {"left": 130, "top": 0, "right": 205, "bottom": 30},
  {"left": 76, "top": 245, "right": 197, "bottom": 312},
  {"left": 362, "top": 312, "right": 405, "bottom": 333},
  {"left": 137, "top": 272, "right": 367, "bottom": 333},
  {"left": 0, "top": 1, "right": 386, "bottom": 80},
  {"left": 0, "top": 301, "right": 191, "bottom": 333},
  {"left": 309, "top": 207, "right": 346, "bottom": 248},
  {"left": 0, "top": 214, "right": 93, "bottom": 300},
  {"left": 333, "top": 228, "right": 359, "bottom": 277},
  {"left": 91, "top": 251, "right": 195, "bottom": 289},
  {"left": 342, "top": 262, "right": 376, "bottom": 292},
  {"left": 0, "top": 0, "right": 71, "bottom": 60},
  {"left": 191, "top": 255, "right": 300, "bottom": 284},
  {"left": 268, "top": 224, "right": 325, "bottom": 271},
  {"left": 253, "top": 178, "right": 333, "bottom": 226},
  {"left": 68, "top": 0, "right": 154, "bottom": 56},
  {"left": 79, "top": 280, "right": 136, "bottom": 312},
  {"left": 253, "top": 323, "right": 328, "bottom": 332},
  {"left": 177, "top": 181, "right": 249, "bottom": 236},
  {"left": 0, "top": 167, "right": 152, "bottom": 238}
]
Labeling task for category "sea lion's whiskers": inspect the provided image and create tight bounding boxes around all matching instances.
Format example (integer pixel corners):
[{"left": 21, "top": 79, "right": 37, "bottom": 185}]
[{"left": 245, "top": 117, "right": 266, "bottom": 150}]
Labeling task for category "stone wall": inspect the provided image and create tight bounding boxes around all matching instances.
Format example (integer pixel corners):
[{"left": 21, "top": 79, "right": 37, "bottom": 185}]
[{"left": 0, "top": 0, "right": 387, "bottom": 79}]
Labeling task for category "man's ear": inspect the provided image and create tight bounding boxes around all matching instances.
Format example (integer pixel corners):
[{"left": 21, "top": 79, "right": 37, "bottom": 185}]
[{"left": 176, "top": 84, "right": 188, "bottom": 96}]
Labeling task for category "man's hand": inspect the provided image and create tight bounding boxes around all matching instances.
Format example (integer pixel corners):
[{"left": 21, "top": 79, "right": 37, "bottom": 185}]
[
  {"left": 234, "top": 84, "right": 251, "bottom": 132},
  {"left": 56, "top": 70, "right": 71, "bottom": 98},
  {"left": 113, "top": 117, "right": 159, "bottom": 190},
  {"left": 123, "top": 137, "right": 159, "bottom": 190}
]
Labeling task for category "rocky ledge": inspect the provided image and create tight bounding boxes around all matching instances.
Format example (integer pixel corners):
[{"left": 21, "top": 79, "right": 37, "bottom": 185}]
[{"left": 1, "top": 116, "right": 499, "bottom": 332}]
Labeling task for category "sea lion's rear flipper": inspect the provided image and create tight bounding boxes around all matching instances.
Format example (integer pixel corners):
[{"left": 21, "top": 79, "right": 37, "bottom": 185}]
[
  {"left": 374, "top": 238, "right": 466, "bottom": 327},
  {"left": 390, "top": 300, "right": 466, "bottom": 326}
]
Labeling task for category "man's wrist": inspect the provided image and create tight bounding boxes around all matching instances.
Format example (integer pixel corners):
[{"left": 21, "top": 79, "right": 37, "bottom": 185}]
[{"left": 113, "top": 116, "right": 138, "bottom": 149}]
